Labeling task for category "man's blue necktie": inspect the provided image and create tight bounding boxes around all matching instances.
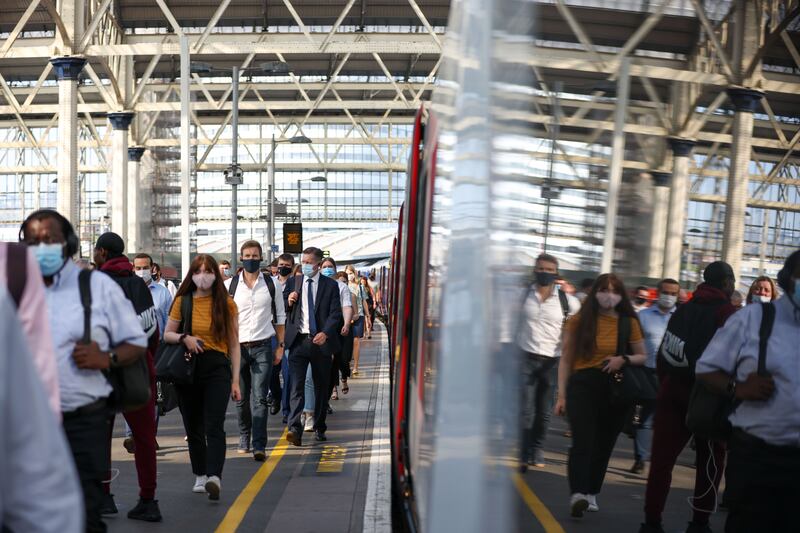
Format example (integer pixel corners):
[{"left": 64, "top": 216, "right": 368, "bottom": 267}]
[{"left": 307, "top": 278, "right": 317, "bottom": 335}]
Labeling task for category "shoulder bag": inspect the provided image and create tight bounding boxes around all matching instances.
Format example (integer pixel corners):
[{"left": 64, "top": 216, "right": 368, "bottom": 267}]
[
  {"left": 154, "top": 293, "right": 196, "bottom": 384},
  {"left": 78, "top": 270, "right": 151, "bottom": 413},
  {"left": 686, "top": 302, "right": 775, "bottom": 441},
  {"left": 610, "top": 315, "right": 660, "bottom": 404}
]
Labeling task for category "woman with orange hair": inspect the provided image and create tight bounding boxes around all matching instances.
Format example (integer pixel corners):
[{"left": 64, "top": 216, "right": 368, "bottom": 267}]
[
  {"left": 555, "top": 273, "right": 647, "bottom": 518},
  {"left": 163, "top": 254, "right": 241, "bottom": 501}
]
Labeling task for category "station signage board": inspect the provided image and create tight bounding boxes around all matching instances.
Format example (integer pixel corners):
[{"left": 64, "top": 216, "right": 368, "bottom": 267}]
[{"left": 283, "top": 223, "right": 303, "bottom": 253}]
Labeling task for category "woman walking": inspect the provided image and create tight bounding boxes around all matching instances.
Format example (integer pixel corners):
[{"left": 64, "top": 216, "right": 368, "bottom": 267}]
[
  {"left": 745, "top": 275, "right": 776, "bottom": 305},
  {"left": 555, "top": 273, "right": 647, "bottom": 518},
  {"left": 360, "top": 276, "right": 376, "bottom": 339},
  {"left": 163, "top": 254, "right": 241, "bottom": 501},
  {"left": 345, "top": 265, "right": 370, "bottom": 376}
]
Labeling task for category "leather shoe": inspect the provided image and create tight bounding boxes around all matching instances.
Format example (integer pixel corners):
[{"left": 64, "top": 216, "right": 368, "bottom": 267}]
[
  {"left": 286, "top": 431, "right": 302, "bottom": 446},
  {"left": 269, "top": 400, "right": 280, "bottom": 416},
  {"left": 315, "top": 430, "right": 327, "bottom": 442}
]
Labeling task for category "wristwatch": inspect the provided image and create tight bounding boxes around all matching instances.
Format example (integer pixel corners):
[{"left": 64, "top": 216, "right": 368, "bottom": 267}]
[
  {"left": 179, "top": 333, "right": 188, "bottom": 345},
  {"left": 279, "top": 342, "right": 285, "bottom": 348},
  {"left": 621, "top": 355, "right": 631, "bottom": 366},
  {"left": 108, "top": 351, "right": 120, "bottom": 368},
  {"left": 727, "top": 379, "right": 737, "bottom": 399}
]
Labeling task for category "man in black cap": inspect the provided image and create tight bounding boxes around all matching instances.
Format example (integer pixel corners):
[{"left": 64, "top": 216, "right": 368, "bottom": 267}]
[
  {"left": 640, "top": 261, "right": 737, "bottom": 533},
  {"left": 94, "top": 233, "right": 162, "bottom": 522}
]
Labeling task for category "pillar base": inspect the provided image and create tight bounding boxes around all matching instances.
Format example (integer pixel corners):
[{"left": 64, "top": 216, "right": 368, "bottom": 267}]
[
  {"left": 108, "top": 112, "right": 135, "bottom": 131},
  {"left": 651, "top": 171, "right": 671, "bottom": 187},
  {"left": 50, "top": 56, "right": 87, "bottom": 81},
  {"left": 667, "top": 137, "right": 696, "bottom": 157},
  {"left": 128, "top": 147, "right": 146, "bottom": 162},
  {"left": 726, "top": 87, "right": 764, "bottom": 113}
]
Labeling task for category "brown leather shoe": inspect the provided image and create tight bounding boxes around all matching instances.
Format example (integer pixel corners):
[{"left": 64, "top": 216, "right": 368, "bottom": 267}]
[{"left": 286, "top": 431, "right": 302, "bottom": 447}]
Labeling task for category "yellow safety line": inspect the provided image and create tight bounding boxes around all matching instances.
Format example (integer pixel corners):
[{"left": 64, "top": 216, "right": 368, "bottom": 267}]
[
  {"left": 215, "top": 428, "right": 290, "bottom": 533},
  {"left": 512, "top": 472, "right": 566, "bottom": 533}
]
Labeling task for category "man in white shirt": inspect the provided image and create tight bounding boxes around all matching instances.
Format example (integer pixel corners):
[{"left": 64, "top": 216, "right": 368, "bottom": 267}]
[
  {"left": 0, "top": 287, "right": 83, "bottom": 533},
  {"left": 225, "top": 240, "right": 286, "bottom": 461},
  {"left": 518, "top": 253, "right": 580, "bottom": 470},
  {"left": 21, "top": 209, "right": 147, "bottom": 533},
  {"left": 696, "top": 251, "right": 800, "bottom": 533}
]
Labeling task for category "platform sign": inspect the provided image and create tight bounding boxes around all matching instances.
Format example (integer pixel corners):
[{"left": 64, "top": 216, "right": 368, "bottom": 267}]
[
  {"left": 283, "top": 223, "right": 303, "bottom": 253},
  {"left": 270, "top": 244, "right": 279, "bottom": 253}
]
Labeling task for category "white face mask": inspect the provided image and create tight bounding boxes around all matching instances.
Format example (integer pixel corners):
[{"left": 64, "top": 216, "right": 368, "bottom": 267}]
[
  {"left": 192, "top": 272, "right": 215, "bottom": 290},
  {"left": 757, "top": 295, "right": 772, "bottom": 304},
  {"left": 595, "top": 292, "right": 621, "bottom": 310},
  {"left": 135, "top": 269, "right": 152, "bottom": 284},
  {"left": 657, "top": 293, "right": 677, "bottom": 309}
]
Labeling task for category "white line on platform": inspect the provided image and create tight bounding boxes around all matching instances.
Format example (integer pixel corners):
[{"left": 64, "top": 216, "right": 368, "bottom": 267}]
[{"left": 362, "top": 326, "right": 392, "bottom": 533}]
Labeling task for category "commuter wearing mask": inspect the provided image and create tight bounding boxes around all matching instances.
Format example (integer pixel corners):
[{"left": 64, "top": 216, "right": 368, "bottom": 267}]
[
  {"left": 633, "top": 286, "right": 652, "bottom": 312},
  {"left": 518, "top": 254, "right": 580, "bottom": 471},
  {"left": 152, "top": 263, "right": 177, "bottom": 297},
  {"left": 695, "top": 251, "right": 800, "bottom": 533},
  {"left": 631, "top": 278, "right": 680, "bottom": 475},
  {"left": 133, "top": 253, "right": 173, "bottom": 339},
  {"left": 21, "top": 210, "right": 148, "bottom": 532},
  {"left": 225, "top": 241, "right": 286, "bottom": 460},
  {"left": 745, "top": 276, "right": 776, "bottom": 305},
  {"left": 276, "top": 253, "right": 296, "bottom": 423},
  {"left": 361, "top": 276, "right": 376, "bottom": 339},
  {"left": 555, "top": 273, "right": 647, "bottom": 518},
  {"left": 345, "top": 264, "right": 370, "bottom": 376},
  {"left": 163, "top": 254, "right": 241, "bottom": 500},
  {"left": 269, "top": 259, "right": 279, "bottom": 277},
  {"left": 640, "top": 261, "right": 737, "bottom": 533},
  {"left": 336, "top": 271, "right": 357, "bottom": 386},
  {"left": 219, "top": 260, "right": 232, "bottom": 281},
  {"left": 321, "top": 257, "right": 354, "bottom": 401}
]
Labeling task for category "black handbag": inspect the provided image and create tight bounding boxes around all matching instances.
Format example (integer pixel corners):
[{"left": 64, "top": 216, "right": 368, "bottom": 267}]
[
  {"left": 155, "top": 293, "right": 195, "bottom": 384},
  {"left": 686, "top": 302, "right": 775, "bottom": 441},
  {"left": 78, "top": 270, "right": 151, "bottom": 413},
  {"left": 610, "top": 315, "right": 660, "bottom": 404}
]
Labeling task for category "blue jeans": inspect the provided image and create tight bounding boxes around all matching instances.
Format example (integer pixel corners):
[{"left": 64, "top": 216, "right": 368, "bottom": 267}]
[
  {"left": 236, "top": 342, "right": 273, "bottom": 451},
  {"left": 521, "top": 354, "right": 559, "bottom": 462},
  {"left": 633, "top": 406, "right": 654, "bottom": 461},
  {"left": 281, "top": 349, "right": 292, "bottom": 418}
]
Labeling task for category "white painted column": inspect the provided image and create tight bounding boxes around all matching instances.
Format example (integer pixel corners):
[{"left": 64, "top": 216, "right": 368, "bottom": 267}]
[
  {"left": 662, "top": 138, "right": 695, "bottom": 280},
  {"left": 50, "top": 57, "right": 86, "bottom": 226},
  {"left": 647, "top": 171, "right": 670, "bottom": 279},
  {"left": 127, "top": 147, "right": 145, "bottom": 253},
  {"left": 107, "top": 112, "right": 134, "bottom": 242},
  {"left": 180, "top": 35, "right": 191, "bottom": 277}
]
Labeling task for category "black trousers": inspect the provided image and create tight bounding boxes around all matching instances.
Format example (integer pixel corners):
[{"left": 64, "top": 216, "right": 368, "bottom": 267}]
[
  {"left": 340, "top": 329, "right": 353, "bottom": 378},
  {"left": 724, "top": 429, "right": 800, "bottom": 533},
  {"left": 288, "top": 336, "right": 332, "bottom": 434},
  {"left": 176, "top": 351, "right": 232, "bottom": 478},
  {"left": 566, "top": 368, "right": 629, "bottom": 495},
  {"left": 62, "top": 401, "right": 112, "bottom": 533}
]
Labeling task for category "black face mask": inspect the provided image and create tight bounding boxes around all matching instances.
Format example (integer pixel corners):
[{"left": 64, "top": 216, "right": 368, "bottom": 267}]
[
  {"left": 634, "top": 297, "right": 647, "bottom": 305},
  {"left": 534, "top": 271, "right": 557, "bottom": 287},
  {"left": 242, "top": 259, "right": 261, "bottom": 274},
  {"left": 278, "top": 266, "right": 292, "bottom": 277}
]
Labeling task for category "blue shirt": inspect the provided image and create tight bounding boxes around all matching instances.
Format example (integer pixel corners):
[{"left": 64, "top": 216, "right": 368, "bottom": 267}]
[
  {"left": 638, "top": 305, "right": 675, "bottom": 368},
  {"left": 696, "top": 296, "right": 800, "bottom": 446},
  {"left": 46, "top": 261, "right": 148, "bottom": 412},
  {"left": 147, "top": 280, "right": 173, "bottom": 338}
]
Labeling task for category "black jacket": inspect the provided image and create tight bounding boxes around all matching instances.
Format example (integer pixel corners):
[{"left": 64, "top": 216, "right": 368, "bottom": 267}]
[
  {"left": 283, "top": 273, "right": 343, "bottom": 355},
  {"left": 98, "top": 257, "right": 159, "bottom": 346}
]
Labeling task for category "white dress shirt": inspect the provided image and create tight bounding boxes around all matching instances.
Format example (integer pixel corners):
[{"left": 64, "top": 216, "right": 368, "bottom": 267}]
[
  {"left": 225, "top": 274, "right": 287, "bottom": 343},
  {"left": 46, "top": 261, "right": 148, "bottom": 412},
  {"left": 696, "top": 296, "right": 800, "bottom": 446},
  {"left": 0, "top": 288, "right": 83, "bottom": 532},
  {"left": 517, "top": 285, "right": 580, "bottom": 357},
  {"left": 300, "top": 272, "right": 321, "bottom": 335},
  {"left": 337, "top": 280, "right": 353, "bottom": 310}
]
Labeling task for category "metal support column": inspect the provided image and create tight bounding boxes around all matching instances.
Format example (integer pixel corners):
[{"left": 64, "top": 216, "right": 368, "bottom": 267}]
[
  {"left": 647, "top": 171, "right": 671, "bottom": 278},
  {"left": 127, "top": 147, "right": 146, "bottom": 253},
  {"left": 269, "top": 135, "right": 276, "bottom": 261},
  {"left": 600, "top": 57, "right": 630, "bottom": 274},
  {"left": 108, "top": 112, "right": 134, "bottom": 242},
  {"left": 663, "top": 138, "right": 696, "bottom": 280},
  {"left": 50, "top": 57, "right": 86, "bottom": 227},
  {"left": 229, "top": 66, "right": 240, "bottom": 271},
  {"left": 180, "top": 35, "right": 191, "bottom": 277}
]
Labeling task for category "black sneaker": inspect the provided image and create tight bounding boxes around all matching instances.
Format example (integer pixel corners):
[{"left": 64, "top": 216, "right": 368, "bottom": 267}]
[
  {"left": 630, "top": 459, "right": 645, "bottom": 474},
  {"left": 685, "top": 521, "right": 712, "bottom": 533},
  {"left": 269, "top": 399, "right": 281, "bottom": 415},
  {"left": 100, "top": 493, "right": 118, "bottom": 515},
  {"left": 127, "top": 499, "right": 162, "bottom": 522},
  {"left": 123, "top": 437, "right": 136, "bottom": 454}
]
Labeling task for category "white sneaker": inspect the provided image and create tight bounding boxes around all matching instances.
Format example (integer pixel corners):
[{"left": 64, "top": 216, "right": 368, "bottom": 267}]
[
  {"left": 192, "top": 475, "right": 207, "bottom": 493},
  {"left": 570, "top": 493, "right": 589, "bottom": 518},
  {"left": 205, "top": 475, "right": 221, "bottom": 501},
  {"left": 587, "top": 494, "right": 599, "bottom": 512},
  {"left": 304, "top": 413, "right": 315, "bottom": 432}
]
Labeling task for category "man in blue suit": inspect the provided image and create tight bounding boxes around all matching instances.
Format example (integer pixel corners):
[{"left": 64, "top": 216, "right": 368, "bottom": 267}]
[{"left": 283, "top": 247, "right": 343, "bottom": 445}]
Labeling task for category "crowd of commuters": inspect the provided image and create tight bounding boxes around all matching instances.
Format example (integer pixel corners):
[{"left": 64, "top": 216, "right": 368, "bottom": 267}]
[
  {"left": 0, "top": 209, "right": 379, "bottom": 532},
  {"left": 519, "top": 250, "right": 800, "bottom": 533}
]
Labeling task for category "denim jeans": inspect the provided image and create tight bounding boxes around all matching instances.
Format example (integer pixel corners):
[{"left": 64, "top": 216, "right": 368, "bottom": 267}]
[
  {"left": 633, "top": 407, "right": 654, "bottom": 461},
  {"left": 520, "top": 354, "right": 559, "bottom": 462},
  {"left": 281, "top": 349, "right": 292, "bottom": 418},
  {"left": 235, "top": 342, "right": 273, "bottom": 452}
]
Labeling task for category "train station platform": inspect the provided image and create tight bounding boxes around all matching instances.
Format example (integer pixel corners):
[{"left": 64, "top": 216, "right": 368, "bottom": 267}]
[
  {"left": 517, "top": 419, "right": 727, "bottom": 533},
  {"left": 105, "top": 326, "right": 391, "bottom": 533}
]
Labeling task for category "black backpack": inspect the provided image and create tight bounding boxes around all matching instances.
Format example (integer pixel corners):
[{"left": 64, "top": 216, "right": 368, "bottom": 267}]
[
  {"left": 228, "top": 273, "right": 277, "bottom": 325},
  {"left": 78, "top": 270, "right": 151, "bottom": 412},
  {"left": 658, "top": 300, "right": 728, "bottom": 378}
]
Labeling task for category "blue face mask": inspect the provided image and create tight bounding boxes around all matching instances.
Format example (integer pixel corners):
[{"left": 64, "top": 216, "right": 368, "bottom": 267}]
[
  {"left": 34, "top": 243, "right": 65, "bottom": 276},
  {"left": 321, "top": 267, "right": 336, "bottom": 278},
  {"left": 302, "top": 264, "right": 316, "bottom": 278}
]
